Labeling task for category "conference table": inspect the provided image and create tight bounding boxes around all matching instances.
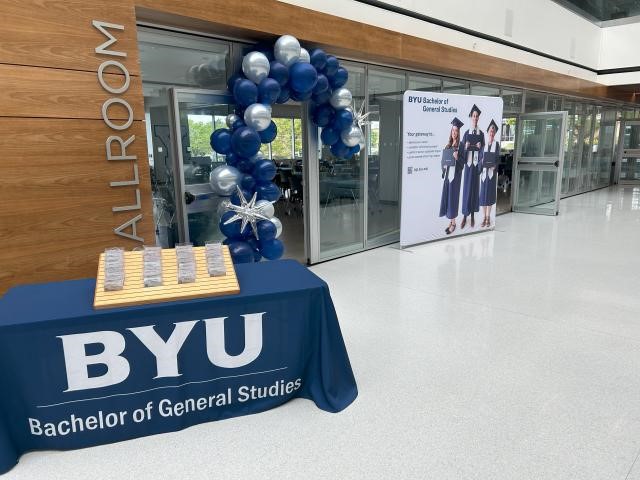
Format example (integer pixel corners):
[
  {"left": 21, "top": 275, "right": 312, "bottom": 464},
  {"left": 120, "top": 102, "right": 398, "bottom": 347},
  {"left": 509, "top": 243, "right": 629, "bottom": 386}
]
[{"left": 0, "top": 260, "right": 357, "bottom": 474}]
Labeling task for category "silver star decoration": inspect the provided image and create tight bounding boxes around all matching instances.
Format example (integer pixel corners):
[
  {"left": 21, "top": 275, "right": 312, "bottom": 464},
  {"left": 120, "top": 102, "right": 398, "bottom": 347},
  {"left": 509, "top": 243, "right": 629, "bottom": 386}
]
[
  {"left": 352, "top": 99, "right": 371, "bottom": 129},
  {"left": 223, "top": 186, "right": 273, "bottom": 240}
]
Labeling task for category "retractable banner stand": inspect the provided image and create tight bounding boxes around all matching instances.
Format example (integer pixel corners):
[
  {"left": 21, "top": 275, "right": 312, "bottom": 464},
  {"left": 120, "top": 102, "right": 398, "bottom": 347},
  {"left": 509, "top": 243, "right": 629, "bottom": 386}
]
[{"left": 400, "top": 91, "right": 503, "bottom": 247}]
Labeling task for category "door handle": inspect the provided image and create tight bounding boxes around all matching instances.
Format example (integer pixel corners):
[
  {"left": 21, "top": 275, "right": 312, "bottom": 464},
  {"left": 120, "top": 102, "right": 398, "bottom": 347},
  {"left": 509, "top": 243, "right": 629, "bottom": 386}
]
[
  {"left": 554, "top": 160, "right": 560, "bottom": 167},
  {"left": 185, "top": 191, "right": 195, "bottom": 205}
]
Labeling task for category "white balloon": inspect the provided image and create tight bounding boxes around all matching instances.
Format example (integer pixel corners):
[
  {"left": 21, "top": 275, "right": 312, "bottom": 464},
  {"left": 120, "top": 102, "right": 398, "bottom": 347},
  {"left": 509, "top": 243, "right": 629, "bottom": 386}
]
[
  {"left": 274, "top": 35, "right": 301, "bottom": 67},
  {"left": 299, "top": 48, "right": 310, "bottom": 63},
  {"left": 225, "top": 113, "right": 241, "bottom": 128},
  {"left": 330, "top": 87, "right": 352, "bottom": 109},
  {"left": 209, "top": 165, "right": 242, "bottom": 196},
  {"left": 270, "top": 216, "right": 283, "bottom": 238},
  {"left": 244, "top": 103, "right": 272, "bottom": 131},
  {"left": 341, "top": 125, "right": 363, "bottom": 147},
  {"left": 242, "top": 51, "right": 270, "bottom": 84},
  {"left": 255, "top": 199, "right": 275, "bottom": 218}
]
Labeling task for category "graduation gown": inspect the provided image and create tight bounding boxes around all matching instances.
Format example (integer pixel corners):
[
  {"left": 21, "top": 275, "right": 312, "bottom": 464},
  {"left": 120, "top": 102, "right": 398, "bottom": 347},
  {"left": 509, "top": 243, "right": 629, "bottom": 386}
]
[
  {"left": 479, "top": 140, "right": 499, "bottom": 207},
  {"left": 439, "top": 144, "right": 463, "bottom": 219},
  {"left": 460, "top": 128, "right": 485, "bottom": 216}
]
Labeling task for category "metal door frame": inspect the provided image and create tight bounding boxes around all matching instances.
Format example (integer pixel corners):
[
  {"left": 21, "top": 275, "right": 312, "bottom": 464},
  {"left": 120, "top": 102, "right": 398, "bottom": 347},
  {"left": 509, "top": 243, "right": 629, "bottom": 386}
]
[
  {"left": 616, "top": 120, "right": 640, "bottom": 184},
  {"left": 168, "top": 87, "right": 233, "bottom": 243},
  {"left": 512, "top": 111, "right": 568, "bottom": 215}
]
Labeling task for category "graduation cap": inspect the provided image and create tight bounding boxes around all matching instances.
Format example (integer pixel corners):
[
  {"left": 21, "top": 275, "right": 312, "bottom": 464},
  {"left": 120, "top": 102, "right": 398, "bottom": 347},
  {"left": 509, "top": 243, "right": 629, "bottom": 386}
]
[
  {"left": 487, "top": 119, "right": 499, "bottom": 132},
  {"left": 468, "top": 104, "right": 481, "bottom": 117},
  {"left": 451, "top": 117, "right": 464, "bottom": 129}
]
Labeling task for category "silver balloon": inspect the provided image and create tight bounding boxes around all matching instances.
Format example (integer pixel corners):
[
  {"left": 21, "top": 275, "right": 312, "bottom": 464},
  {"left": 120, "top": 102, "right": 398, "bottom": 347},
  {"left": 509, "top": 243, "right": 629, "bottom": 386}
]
[
  {"left": 255, "top": 199, "right": 275, "bottom": 218},
  {"left": 251, "top": 151, "right": 265, "bottom": 162},
  {"left": 242, "top": 51, "right": 270, "bottom": 84},
  {"left": 209, "top": 165, "right": 242, "bottom": 196},
  {"left": 217, "top": 199, "right": 231, "bottom": 217},
  {"left": 225, "top": 113, "right": 241, "bottom": 128},
  {"left": 330, "top": 88, "right": 353, "bottom": 109},
  {"left": 270, "top": 216, "right": 283, "bottom": 238},
  {"left": 299, "top": 48, "right": 310, "bottom": 63},
  {"left": 341, "top": 125, "right": 363, "bottom": 147},
  {"left": 274, "top": 35, "right": 301, "bottom": 67},
  {"left": 244, "top": 103, "right": 272, "bottom": 132}
]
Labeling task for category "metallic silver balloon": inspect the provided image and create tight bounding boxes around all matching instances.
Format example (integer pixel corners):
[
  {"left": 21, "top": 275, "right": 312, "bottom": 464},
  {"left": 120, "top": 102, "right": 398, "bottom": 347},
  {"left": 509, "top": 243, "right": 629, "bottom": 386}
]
[
  {"left": 341, "top": 125, "right": 363, "bottom": 147},
  {"left": 330, "top": 87, "right": 353, "bottom": 109},
  {"left": 270, "top": 216, "right": 283, "bottom": 238},
  {"left": 299, "top": 48, "right": 310, "bottom": 63},
  {"left": 225, "top": 113, "right": 241, "bottom": 128},
  {"left": 244, "top": 103, "right": 272, "bottom": 132},
  {"left": 242, "top": 51, "right": 270, "bottom": 84},
  {"left": 251, "top": 151, "right": 265, "bottom": 162},
  {"left": 255, "top": 199, "right": 275, "bottom": 218},
  {"left": 274, "top": 35, "right": 301, "bottom": 67},
  {"left": 217, "top": 199, "right": 231, "bottom": 217},
  {"left": 209, "top": 165, "right": 242, "bottom": 196}
]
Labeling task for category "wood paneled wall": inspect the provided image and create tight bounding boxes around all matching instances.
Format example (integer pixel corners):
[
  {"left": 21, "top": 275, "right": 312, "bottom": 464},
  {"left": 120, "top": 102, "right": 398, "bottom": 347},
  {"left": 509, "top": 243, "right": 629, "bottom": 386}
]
[
  {"left": 0, "top": 0, "right": 635, "bottom": 295},
  {"left": 0, "top": 0, "right": 153, "bottom": 294}
]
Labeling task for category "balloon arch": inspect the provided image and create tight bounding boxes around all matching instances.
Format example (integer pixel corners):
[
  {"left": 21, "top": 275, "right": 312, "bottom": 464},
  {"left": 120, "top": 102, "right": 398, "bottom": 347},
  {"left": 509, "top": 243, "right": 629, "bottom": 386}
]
[{"left": 209, "top": 35, "right": 364, "bottom": 264}]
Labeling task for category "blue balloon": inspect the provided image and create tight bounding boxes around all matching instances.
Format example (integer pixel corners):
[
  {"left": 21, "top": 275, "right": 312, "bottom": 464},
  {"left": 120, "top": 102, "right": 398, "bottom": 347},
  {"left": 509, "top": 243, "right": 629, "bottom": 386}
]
[
  {"left": 349, "top": 144, "right": 361, "bottom": 155},
  {"left": 236, "top": 156, "right": 254, "bottom": 173},
  {"left": 231, "top": 117, "right": 245, "bottom": 130},
  {"left": 256, "top": 220, "right": 277, "bottom": 242},
  {"left": 220, "top": 211, "right": 246, "bottom": 239},
  {"left": 241, "top": 173, "right": 256, "bottom": 191},
  {"left": 334, "top": 109, "right": 354, "bottom": 130},
  {"left": 309, "top": 48, "right": 327, "bottom": 71},
  {"left": 253, "top": 159, "right": 277, "bottom": 183},
  {"left": 312, "top": 104, "right": 334, "bottom": 127},
  {"left": 259, "top": 121, "right": 278, "bottom": 143},
  {"left": 291, "top": 89, "right": 313, "bottom": 101},
  {"left": 269, "top": 60, "right": 289, "bottom": 86},
  {"left": 227, "top": 73, "right": 243, "bottom": 93},
  {"left": 258, "top": 78, "right": 281, "bottom": 105},
  {"left": 323, "top": 56, "right": 339, "bottom": 76},
  {"left": 313, "top": 74, "right": 330, "bottom": 95},
  {"left": 289, "top": 62, "right": 318, "bottom": 93},
  {"left": 231, "top": 187, "right": 254, "bottom": 206},
  {"left": 276, "top": 86, "right": 291, "bottom": 104},
  {"left": 330, "top": 139, "right": 349, "bottom": 158},
  {"left": 259, "top": 238, "right": 284, "bottom": 260},
  {"left": 228, "top": 240, "right": 255, "bottom": 264},
  {"left": 321, "top": 126, "right": 340, "bottom": 146},
  {"left": 210, "top": 128, "right": 232, "bottom": 154},
  {"left": 234, "top": 106, "right": 245, "bottom": 116},
  {"left": 256, "top": 182, "right": 281, "bottom": 202},
  {"left": 246, "top": 236, "right": 262, "bottom": 262},
  {"left": 233, "top": 79, "right": 258, "bottom": 107},
  {"left": 231, "top": 126, "right": 261, "bottom": 158},
  {"left": 329, "top": 66, "right": 348, "bottom": 88},
  {"left": 312, "top": 89, "right": 332, "bottom": 105},
  {"left": 225, "top": 151, "right": 239, "bottom": 167}
]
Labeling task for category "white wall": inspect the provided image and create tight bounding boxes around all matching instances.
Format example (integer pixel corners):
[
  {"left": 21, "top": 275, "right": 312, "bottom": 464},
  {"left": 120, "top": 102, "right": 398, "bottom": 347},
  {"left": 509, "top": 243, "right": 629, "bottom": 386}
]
[{"left": 600, "top": 23, "right": 640, "bottom": 69}]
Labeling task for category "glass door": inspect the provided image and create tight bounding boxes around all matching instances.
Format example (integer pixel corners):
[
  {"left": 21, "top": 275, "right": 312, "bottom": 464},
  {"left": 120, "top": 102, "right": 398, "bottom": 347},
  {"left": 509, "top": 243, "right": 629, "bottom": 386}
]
[
  {"left": 169, "top": 88, "right": 234, "bottom": 245},
  {"left": 512, "top": 111, "right": 568, "bottom": 215},
  {"left": 617, "top": 121, "right": 640, "bottom": 184}
]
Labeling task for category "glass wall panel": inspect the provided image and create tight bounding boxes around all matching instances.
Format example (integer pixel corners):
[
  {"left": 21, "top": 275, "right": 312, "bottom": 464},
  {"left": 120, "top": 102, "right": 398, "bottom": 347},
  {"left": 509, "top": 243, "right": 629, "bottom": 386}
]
[
  {"left": 409, "top": 74, "right": 441, "bottom": 92},
  {"left": 471, "top": 84, "right": 500, "bottom": 97},
  {"left": 594, "top": 108, "right": 616, "bottom": 187},
  {"left": 590, "top": 108, "right": 602, "bottom": 187},
  {"left": 501, "top": 89, "right": 523, "bottom": 114},
  {"left": 524, "top": 92, "right": 547, "bottom": 113},
  {"left": 561, "top": 101, "right": 583, "bottom": 196},
  {"left": 442, "top": 79, "right": 469, "bottom": 94},
  {"left": 318, "top": 63, "right": 365, "bottom": 257},
  {"left": 547, "top": 95, "right": 563, "bottom": 111},
  {"left": 367, "top": 68, "right": 405, "bottom": 244},
  {"left": 579, "top": 105, "right": 594, "bottom": 191}
]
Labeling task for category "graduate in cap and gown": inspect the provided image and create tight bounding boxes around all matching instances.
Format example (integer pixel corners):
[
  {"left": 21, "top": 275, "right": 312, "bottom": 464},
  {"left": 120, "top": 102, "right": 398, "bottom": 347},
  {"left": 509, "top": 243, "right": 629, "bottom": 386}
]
[
  {"left": 439, "top": 117, "right": 464, "bottom": 234},
  {"left": 479, "top": 119, "right": 500, "bottom": 227},
  {"left": 460, "top": 104, "right": 484, "bottom": 228}
]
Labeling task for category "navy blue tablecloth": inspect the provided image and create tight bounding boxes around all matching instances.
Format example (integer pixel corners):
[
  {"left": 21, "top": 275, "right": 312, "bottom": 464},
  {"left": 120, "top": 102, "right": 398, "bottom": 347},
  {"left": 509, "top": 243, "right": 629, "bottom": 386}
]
[{"left": 0, "top": 260, "right": 357, "bottom": 474}]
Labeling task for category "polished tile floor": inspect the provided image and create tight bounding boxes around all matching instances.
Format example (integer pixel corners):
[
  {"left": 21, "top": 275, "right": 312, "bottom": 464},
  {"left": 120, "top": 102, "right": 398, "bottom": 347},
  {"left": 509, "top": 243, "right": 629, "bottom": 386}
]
[{"left": 6, "top": 186, "right": 640, "bottom": 480}]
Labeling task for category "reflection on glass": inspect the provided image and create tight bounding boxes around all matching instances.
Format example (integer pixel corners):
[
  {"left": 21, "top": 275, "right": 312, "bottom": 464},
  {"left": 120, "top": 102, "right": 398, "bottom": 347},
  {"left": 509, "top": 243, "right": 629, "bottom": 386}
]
[
  {"left": 409, "top": 74, "right": 441, "bottom": 92},
  {"left": 520, "top": 118, "right": 561, "bottom": 157},
  {"left": 442, "top": 79, "right": 469, "bottom": 94},
  {"left": 502, "top": 89, "right": 523, "bottom": 114},
  {"left": 367, "top": 68, "right": 405, "bottom": 243},
  {"left": 623, "top": 124, "right": 640, "bottom": 150},
  {"left": 515, "top": 169, "right": 558, "bottom": 212},
  {"left": 470, "top": 84, "right": 500, "bottom": 97},
  {"left": 524, "top": 92, "right": 547, "bottom": 113},
  {"left": 318, "top": 63, "right": 365, "bottom": 257},
  {"left": 580, "top": 106, "right": 594, "bottom": 191},
  {"left": 547, "top": 96, "right": 563, "bottom": 111},
  {"left": 497, "top": 117, "right": 517, "bottom": 214},
  {"left": 620, "top": 157, "right": 640, "bottom": 181}
]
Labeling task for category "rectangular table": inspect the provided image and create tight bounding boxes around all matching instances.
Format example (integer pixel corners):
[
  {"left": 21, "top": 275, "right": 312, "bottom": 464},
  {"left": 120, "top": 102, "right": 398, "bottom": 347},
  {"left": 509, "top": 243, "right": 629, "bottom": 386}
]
[{"left": 0, "top": 260, "right": 357, "bottom": 474}]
